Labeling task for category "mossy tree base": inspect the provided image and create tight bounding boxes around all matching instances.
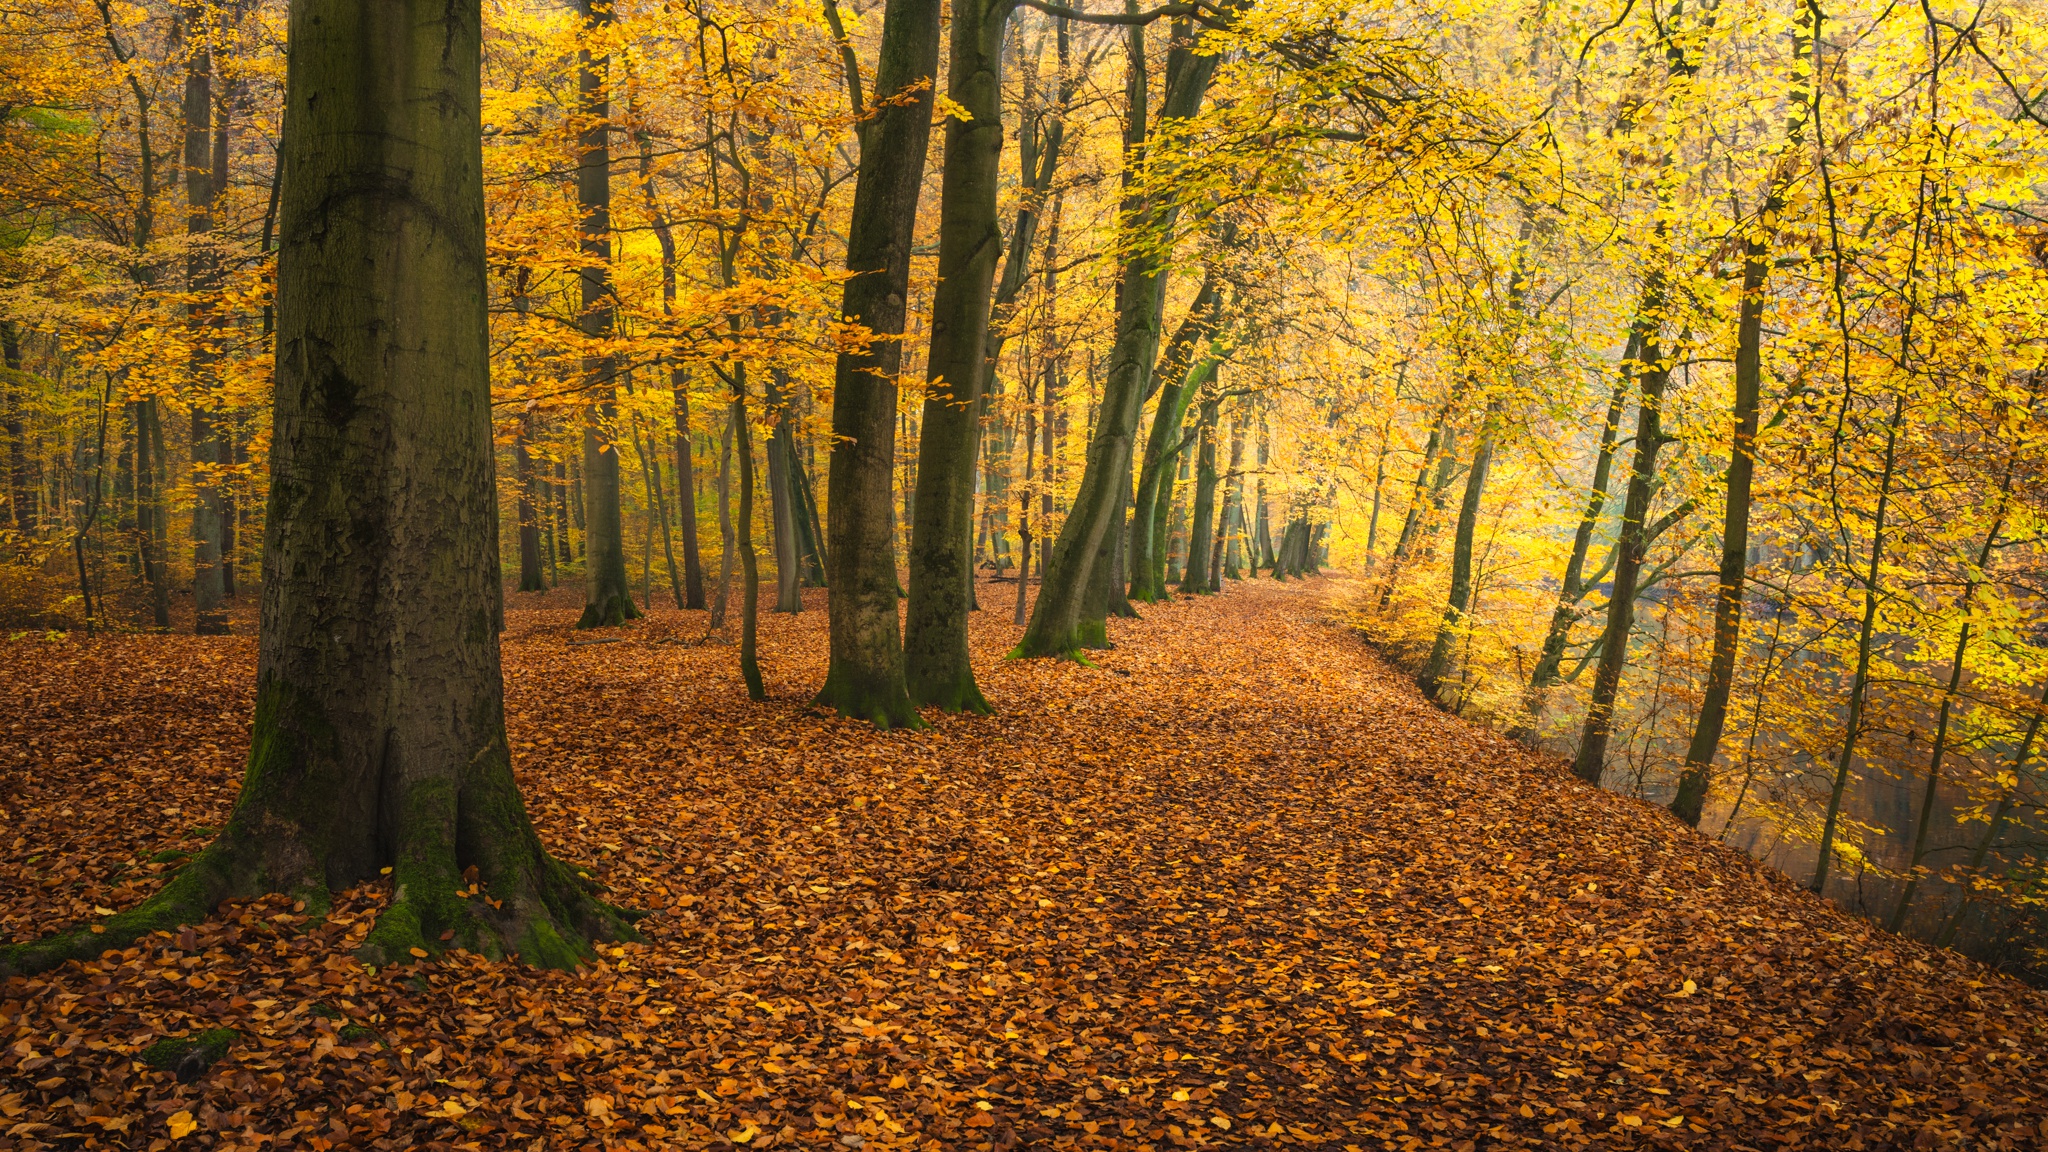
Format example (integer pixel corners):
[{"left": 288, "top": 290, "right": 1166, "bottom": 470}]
[
  {"left": 908, "top": 671, "right": 991, "bottom": 716},
  {"left": 814, "top": 671, "right": 925, "bottom": 730},
  {"left": 577, "top": 593, "right": 642, "bottom": 630},
  {"left": 0, "top": 0, "right": 647, "bottom": 987}
]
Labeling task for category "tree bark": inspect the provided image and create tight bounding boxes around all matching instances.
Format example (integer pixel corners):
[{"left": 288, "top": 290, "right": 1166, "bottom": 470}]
[
  {"left": 515, "top": 410, "right": 546, "bottom": 592},
  {"left": 1013, "top": 14, "right": 1218, "bottom": 659},
  {"left": 1222, "top": 414, "right": 1245, "bottom": 579},
  {"left": 905, "top": 0, "right": 1017, "bottom": 712},
  {"left": 1129, "top": 270, "right": 1222, "bottom": 601},
  {"left": 1418, "top": 399, "right": 1498, "bottom": 697},
  {"left": 672, "top": 374, "right": 706, "bottom": 607},
  {"left": 766, "top": 370, "right": 802, "bottom": 614},
  {"left": 3, "top": 322, "right": 33, "bottom": 532},
  {"left": 1570, "top": 303, "right": 1672, "bottom": 785},
  {"left": 1811, "top": 396, "right": 1905, "bottom": 894},
  {"left": 1180, "top": 396, "right": 1220, "bottom": 594},
  {"left": 1671, "top": 18, "right": 1815, "bottom": 823},
  {"left": 1518, "top": 342, "right": 1632, "bottom": 735},
  {"left": 731, "top": 381, "right": 765, "bottom": 699},
  {"left": 2, "top": 0, "right": 634, "bottom": 980},
  {"left": 816, "top": 0, "right": 941, "bottom": 726},
  {"left": 572, "top": 0, "right": 638, "bottom": 629},
  {"left": 183, "top": 7, "right": 229, "bottom": 634}
]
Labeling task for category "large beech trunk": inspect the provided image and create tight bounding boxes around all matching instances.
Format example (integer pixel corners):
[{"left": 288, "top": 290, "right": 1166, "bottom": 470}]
[
  {"left": 572, "top": 0, "right": 638, "bottom": 629},
  {"left": 904, "top": 0, "right": 1017, "bottom": 714},
  {"left": 0, "top": 0, "right": 634, "bottom": 979},
  {"left": 183, "top": 12, "right": 229, "bottom": 635},
  {"left": 816, "top": 0, "right": 942, "bottom": 727}
]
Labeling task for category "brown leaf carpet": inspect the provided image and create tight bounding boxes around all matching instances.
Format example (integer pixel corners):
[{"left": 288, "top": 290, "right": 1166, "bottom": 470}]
[{"left": 2, "top": 577, "right": 2043, "bottom": 1151}]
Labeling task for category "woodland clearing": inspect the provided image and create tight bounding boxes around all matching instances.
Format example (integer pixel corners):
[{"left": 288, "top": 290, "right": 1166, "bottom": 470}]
[{"left": 2, "top": 578, "right": 2045, "bottom": 1151}]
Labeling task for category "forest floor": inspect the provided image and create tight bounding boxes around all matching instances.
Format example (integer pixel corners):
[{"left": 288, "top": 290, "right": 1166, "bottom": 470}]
[{"left": 2, "top": 577, "right": 2045, "bottom": 1152}]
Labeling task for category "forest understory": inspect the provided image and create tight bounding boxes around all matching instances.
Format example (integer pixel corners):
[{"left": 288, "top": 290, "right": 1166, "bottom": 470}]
[{"left": 2, "top": 578, "right": 2044, "bottom": 1152}]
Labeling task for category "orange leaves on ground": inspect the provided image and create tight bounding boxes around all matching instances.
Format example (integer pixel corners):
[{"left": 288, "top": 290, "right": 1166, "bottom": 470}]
[{"left": 3, "top": 578, "right": 2046, "bottom": 1149}]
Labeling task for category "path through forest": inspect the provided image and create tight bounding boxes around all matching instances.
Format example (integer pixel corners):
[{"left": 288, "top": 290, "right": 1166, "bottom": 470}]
[{"left": 2, "top": 579, "right": 2045, "bottom": 1150}]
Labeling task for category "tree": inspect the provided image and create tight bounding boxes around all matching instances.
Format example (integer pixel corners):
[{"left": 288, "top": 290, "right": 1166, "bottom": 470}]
[
  {"left": 573, "top": 0, "right": 639, "bottom": 630},
  {"left": 0, "top": 0, "right": 634, "bottom": 978},
  {"left": 903, "top": 0, "right": 1023, "bottom": 714},
  {"left": 815, "top": 0, "right": 942, "bottom": 727}
]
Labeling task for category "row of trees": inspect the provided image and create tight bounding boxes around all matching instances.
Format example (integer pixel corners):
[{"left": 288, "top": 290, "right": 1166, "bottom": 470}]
[
  {"left": 7, "top": 0, "right": 2048, "bottom": 977},
  {"left": 1335, "top": 0, "right": 2048, "bottom": 976},
  {"left": 0, "top": 0, "right": 1357, "bottom": 974}
]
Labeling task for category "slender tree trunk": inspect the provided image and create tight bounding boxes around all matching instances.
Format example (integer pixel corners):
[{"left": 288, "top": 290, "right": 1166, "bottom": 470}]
[
  {"left": 731, "top": 383, "right": 764, "bottom": 699},
  {"left": 1885, "top": 507, "right": 2006, "bottom": 929},
  {"left": 3, "top": 0, "right": 633, "bottom": 979},
  {"left": 4, "top": 323, "right": 34, "bottom": 532},
  {"left": 1223, "top": 415, "right": 1245, "bottom": 579},
  {"left": 709, "top": 409, "right": 736, "bottom": 630},
  {"left": 1812, "top": 395, "right": 1908, "bottom": 895},
  {"left": 1014, "top": 363, "right": 1038, "bottom": 626},
  {"left": 1672, "top": 24, "right": 1815, "bottom": 821},
  {"left": 766, "top": 370, "right": 802, "bottom": 614},
  {"left": 631, "top": 415, "right": 683, "bottom": 609},
  {"left": 515, "top": 411, "right": 546, "bottom": 592},
  {"left": 1361, "top": 419, "right": 1388, "bottom": 572},
  {"left": 1129, "top": 271, "right": 1222, "bottom": 601},
  {"left": 1518, "top": 346, "right": 1633, "bottom": 734},
  {"left": 816, "top": 0, "right": 941, "bottom": 725},
  {"left": 1933, "top": 682, "right": 2046, "bottom": 948},
  {"left": 1014, "top": 15, "right": 1218, "bottom": 659},
  {"left": 554, "top": 457, "right": 572, "bottom": 563},
  {"left": 183, "top": 10, "right": 229, "bottom": 634},
  {"left": 672, "top": 374, "right": 705, "bottom": 607},
  {"left": 1180, "top": 398, "right": 1220, "bottom": 594},
  {"left": 572, "top": 0, "right": 637, "bottom": 629},
  {"left": 1419, "top": 400, "right": 1499, "bottom": 696},
  {"left": 134, "top": 399, "right": 172, "bottom": 628},
  {"left": 1569, "top": 308, "right": 1673, "bottom": 786},
  {"left": 1376, "top": 404, "right": 1456, "bottom": 606}
]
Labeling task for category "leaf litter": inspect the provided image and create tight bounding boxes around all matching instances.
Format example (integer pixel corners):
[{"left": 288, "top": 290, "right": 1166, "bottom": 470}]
[{"left": 2, "top": 577, "right": 2045, "bottom": 1150}]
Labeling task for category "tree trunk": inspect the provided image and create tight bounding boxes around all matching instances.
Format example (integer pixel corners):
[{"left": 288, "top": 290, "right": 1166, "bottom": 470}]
[
  {"left": 4, "top": 322, "right": 34, "bottom": 532},
  {"left": 515, "top": 411, "right": 546, "bottom": 592},
  {"left": 1812, "top": 396, "right": 1906, "bottom": 894},
  {"left": 904, "top": 0, "right": 1014, "bottom": 715},
  {"left": 1376, "top": 404, "right": 1458, "bottom": 606},
  {"left": 1518, "top": 344, "right": 1632, "bottom": 735},
  {"left": 1129, "top": 271, "right": 1222, "bottom": 601},
  {"left": 1570, "top": 304, "right": 1673, "bottom": 785},
  {"left": 1418, "top": 400, "right": 1498, "bottom": 697},
  {"left": 1933, "top": 682, "right": 2046, "bottom": 949},
  {"left": 672, "top": 373, "right": 706, "bottom": 607},
  {"left": 1180, "top": 397, "right": 1220, "bottom": 594},
  {"left": 1222, "top": 414, "right": 1245, "bottom": 580},
  {"left": 709, "top": 408, "right": 736, "bottom": 630},
  {"left": 816, "top": 0, "right": 941, "bottom": 726},
  {"left": 766, "top": 370, "right": 802, "bottom": 614},
  {"left": 134, "top": 398, "right": 172, "bottom": 629},
  {"left": 1013, "top": 16, "right": 1217, "bottom": 659},
  {"left": 1, "top": 0, "right": 633, "bottom": 980},
  {"left": 1671, "top": 24, "right": 1815, "bottom": 822},
  {"left": 731, "top": 383, "right": 765, "bottom": 700},
  {"left": 183, "top": 11, "right": 229, "bottom": 634},
  {"left": 572, "top": 0, "right": 637, "bottom": 629}
]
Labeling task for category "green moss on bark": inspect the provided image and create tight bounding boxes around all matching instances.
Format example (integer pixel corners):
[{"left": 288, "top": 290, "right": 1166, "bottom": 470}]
[
  {"left": 577, "top": 593, "right": 641, "bottom": 630},
  {"left": 814, "top": 669, "right": 925, "bottom": 730}
]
